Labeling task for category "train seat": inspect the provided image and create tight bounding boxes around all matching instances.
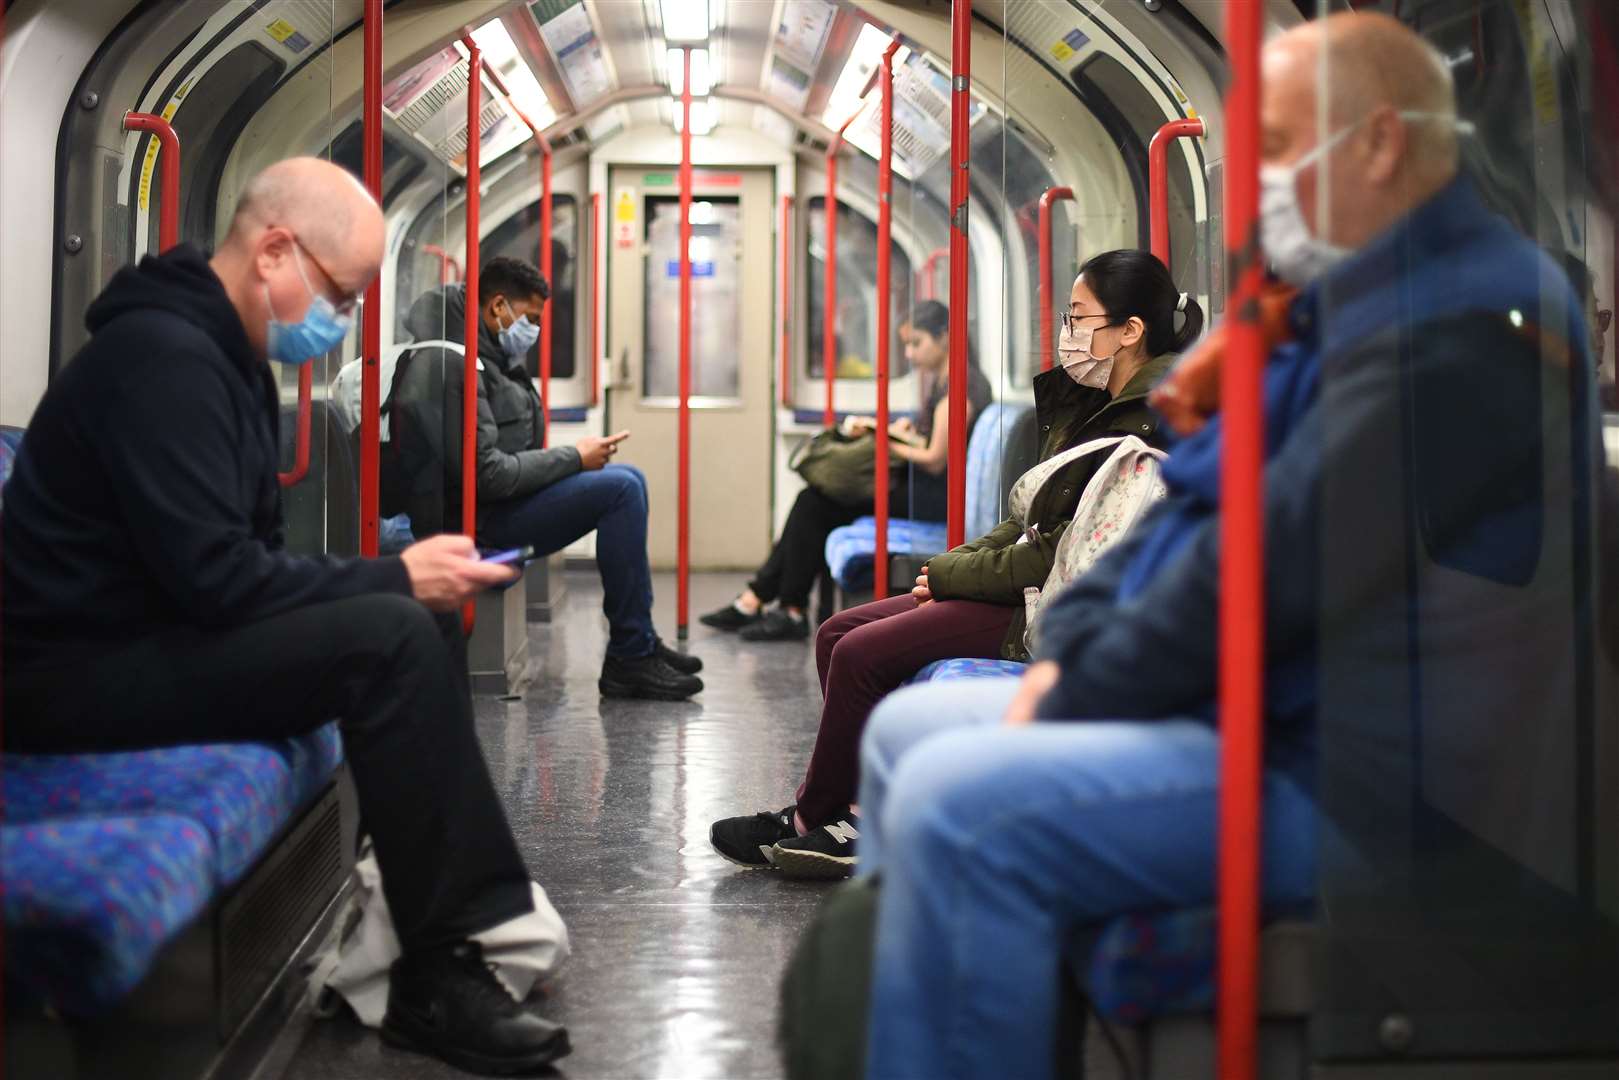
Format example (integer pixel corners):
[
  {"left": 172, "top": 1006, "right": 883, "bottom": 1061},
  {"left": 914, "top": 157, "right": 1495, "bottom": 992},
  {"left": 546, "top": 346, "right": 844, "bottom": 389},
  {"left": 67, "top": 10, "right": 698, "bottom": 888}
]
[
  {"left": 2, "top": 729, "right": 345, "bottom": 1015},
  {"left": 0, "top": 424, "right": 349, "bottom": 1020},
  {"left": 825, "top": 402, "right": 1030, "bottom": 595},
  {"left": 911, "top": 656, "right": 1028, "bottom": 682}
]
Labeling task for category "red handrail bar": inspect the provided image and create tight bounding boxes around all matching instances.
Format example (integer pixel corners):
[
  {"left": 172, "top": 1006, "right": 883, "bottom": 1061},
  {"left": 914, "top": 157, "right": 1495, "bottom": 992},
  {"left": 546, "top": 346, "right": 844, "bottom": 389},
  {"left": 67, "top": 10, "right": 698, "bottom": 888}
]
[
  {"left": 1217, "top": 3, "right": 1265, "bottom": 1078},
  {"left": 920, "top": 247, "right": 947, "bottom": 301},
  {"left": 359, "top": 0, "right": 383, "bottom": 557},
  {"left": 423, "top": 243, "right": 461, "bottom": 283},
  {"left": 823, "top": 109, "right": 861, "bottom": 428},
  {"left": 677, "top": 47, "right": 694, "bottom": 637},
  {"left": 873, "top": 40, "right": 900, "bottom": 599},
  {"left": 1038, "top": 187, "right": 1075, "bottom": 373},
  {"left": 277, "top": 364, "right": 313, "bottom": 487},
  {"left": 591, "top": 192, "right": 602, "bottom": 408},
  {"left": 945, "top": 0, "right": 971, "bottom": 550},
  {"left": 461, "top": 42, "right": 483, "bottom": 636},
  {"left": 123, "top": 112, "right": 180, "bottom": 254},
  {"left": 1149, "top": 117, "right": 1206, "bottom": 271},
  {"left": 779, "top": 194, "right": 794, "bottom": 408},
  {"left": 539, "top": 148, "right": 553, "bottom": 447}
]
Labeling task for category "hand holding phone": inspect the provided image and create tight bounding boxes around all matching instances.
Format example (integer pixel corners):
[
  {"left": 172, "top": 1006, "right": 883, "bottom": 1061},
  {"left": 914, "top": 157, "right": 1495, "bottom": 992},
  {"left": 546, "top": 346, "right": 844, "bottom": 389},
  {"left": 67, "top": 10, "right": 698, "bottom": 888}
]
[{"left": 577, "top": 430, "right": 631, "bottom": 470}]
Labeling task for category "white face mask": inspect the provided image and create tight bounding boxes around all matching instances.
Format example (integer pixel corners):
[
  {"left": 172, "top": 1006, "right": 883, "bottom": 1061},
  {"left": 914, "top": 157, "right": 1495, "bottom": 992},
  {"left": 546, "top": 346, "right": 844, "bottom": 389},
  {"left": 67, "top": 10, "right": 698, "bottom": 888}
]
[
  {"left": 1260, "top": 110, "right": 1473, "bottom": 287},
  {"left": 1057, "top": 321, "right": 1115, "bottom": 389}
]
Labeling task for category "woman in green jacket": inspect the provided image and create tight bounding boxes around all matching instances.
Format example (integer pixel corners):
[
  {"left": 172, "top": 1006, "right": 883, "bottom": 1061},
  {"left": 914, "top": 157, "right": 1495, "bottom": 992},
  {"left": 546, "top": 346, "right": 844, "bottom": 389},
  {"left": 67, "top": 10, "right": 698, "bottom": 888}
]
[{"left": 708, "top": 249, "right": 1204, "bottom": 878}]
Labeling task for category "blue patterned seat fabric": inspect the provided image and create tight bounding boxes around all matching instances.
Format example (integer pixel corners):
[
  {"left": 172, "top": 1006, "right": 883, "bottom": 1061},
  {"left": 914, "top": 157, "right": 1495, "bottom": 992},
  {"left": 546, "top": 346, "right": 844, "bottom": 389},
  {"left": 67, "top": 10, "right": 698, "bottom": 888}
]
[
  {"left": 825, "top": 402, "right": 1030, "bottom": 592},
  {"left": 910, "top": 657, "right": 1029, "bottom": 683},
  {"left": 2, "top": 424, "right": 347, "bottom": 1016}
]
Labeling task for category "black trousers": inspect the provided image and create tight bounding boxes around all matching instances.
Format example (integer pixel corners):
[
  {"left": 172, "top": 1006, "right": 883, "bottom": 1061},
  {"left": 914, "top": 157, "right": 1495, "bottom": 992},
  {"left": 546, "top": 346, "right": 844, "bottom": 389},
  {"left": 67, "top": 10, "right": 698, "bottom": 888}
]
[
  {"left": 4, "top": 594, "right": 533, "bottom": 954},
  {"left": 750, "top": 485, "right": 914, "bottom": 610}
]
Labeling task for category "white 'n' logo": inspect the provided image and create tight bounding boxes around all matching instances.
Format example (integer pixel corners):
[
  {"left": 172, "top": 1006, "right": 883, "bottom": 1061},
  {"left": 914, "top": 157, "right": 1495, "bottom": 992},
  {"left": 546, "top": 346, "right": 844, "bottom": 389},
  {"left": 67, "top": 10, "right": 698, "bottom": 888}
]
[{"left": 824, "top": 821, "right": 860, "bottom": 845}]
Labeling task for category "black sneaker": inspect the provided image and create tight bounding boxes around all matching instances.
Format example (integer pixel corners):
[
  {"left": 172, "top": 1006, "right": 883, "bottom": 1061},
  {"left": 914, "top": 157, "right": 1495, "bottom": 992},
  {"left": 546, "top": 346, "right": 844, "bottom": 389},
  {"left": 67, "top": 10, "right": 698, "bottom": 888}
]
[
  {"left": 699, "top": 602, "right": 760, "bottom": 631},
  {"left": 655, "top": 637, "right": 703, "bottom": 675},
  {"left": 381, "top": 940, "right": 571, "bottom": 1076},
  {"left": 600, "top": 653, "right": 703, "bottom": 701},
  {"left": 770, "top": 815, "right": 860, "bottom": 880},
  {"left": 738, "top": 609, "right": 810, "bottom": 642},
  {"left": 710, "top": 805, "right": 799, "bottom": 868}
]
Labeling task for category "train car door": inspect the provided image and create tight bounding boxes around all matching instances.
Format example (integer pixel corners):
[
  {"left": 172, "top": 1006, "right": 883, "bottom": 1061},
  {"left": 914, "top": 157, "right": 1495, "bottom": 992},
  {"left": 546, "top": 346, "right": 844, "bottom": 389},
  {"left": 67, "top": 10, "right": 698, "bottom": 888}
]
[{"left": 605, "top": 166, "right": 774, "bottom": 570}]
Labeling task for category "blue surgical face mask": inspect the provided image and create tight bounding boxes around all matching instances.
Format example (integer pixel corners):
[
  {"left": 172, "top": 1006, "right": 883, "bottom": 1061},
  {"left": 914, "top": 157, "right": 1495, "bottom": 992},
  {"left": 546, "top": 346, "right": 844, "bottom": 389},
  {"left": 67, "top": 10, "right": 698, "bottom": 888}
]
[
  {"left": 497, "top": 302, "right": 541, "bottom": 360},
  {"left": 264, "top": 244, "right": 353, "bottom": 365}
]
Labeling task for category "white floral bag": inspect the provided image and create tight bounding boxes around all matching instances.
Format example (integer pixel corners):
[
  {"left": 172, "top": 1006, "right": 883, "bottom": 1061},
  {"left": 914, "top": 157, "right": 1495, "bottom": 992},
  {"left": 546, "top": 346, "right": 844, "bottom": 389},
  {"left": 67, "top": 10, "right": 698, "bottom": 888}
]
[{"left": 1022, "top": 435, "right": 1168, "bottom": 655}]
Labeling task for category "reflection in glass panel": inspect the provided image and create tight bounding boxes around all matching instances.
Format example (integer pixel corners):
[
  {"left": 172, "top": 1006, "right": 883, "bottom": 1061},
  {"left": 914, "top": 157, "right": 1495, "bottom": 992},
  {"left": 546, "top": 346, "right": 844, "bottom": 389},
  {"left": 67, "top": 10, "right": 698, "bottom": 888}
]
[
  {"left": 806, "top": 196, "right": 914, "bottom": 380},
  {"left": 643, "top": 198, "right": 741, "bottom": 400}
]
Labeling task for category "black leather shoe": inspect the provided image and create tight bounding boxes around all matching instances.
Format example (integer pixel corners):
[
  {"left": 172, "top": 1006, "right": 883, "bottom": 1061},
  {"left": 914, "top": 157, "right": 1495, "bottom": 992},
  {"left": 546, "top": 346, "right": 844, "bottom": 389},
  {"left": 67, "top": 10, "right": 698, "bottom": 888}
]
[
  {"left": 699, "top": 602, "right": 760, "bottom": 631},
  {"left": 382, "top": 941, "right": 570, "bottom": 1076},
  {"left": 600, "top": 653, "right": 704, "bottom": 701},
  {"left": 655, "top": 637, "right": 703, "bottom": 675},
  {"left": 738, "top": 609, "right": 810, "bottom": 642}
]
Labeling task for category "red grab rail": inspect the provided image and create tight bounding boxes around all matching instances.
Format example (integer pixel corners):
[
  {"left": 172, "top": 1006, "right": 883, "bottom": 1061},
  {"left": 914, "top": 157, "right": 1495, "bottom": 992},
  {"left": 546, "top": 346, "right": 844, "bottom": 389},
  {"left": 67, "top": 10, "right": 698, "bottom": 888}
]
[
  {"left": 539, "top": 148, "right": 554, "bottom": 447},
  {"left": 919, "top": 247, "right": 947, "bottom": 301},
  {"left": 461, "top": 42, "right": 483, "bottom": 635},
  {"left": 591, "top": 192, "right": 602, "bottom": 407},
  {"left": 1149, "top": 117, "right": 1205, "bottom": 271},
  {"left": 359, "top": 0, "right": 383, "bottom": 557},
  {"left": 124, "top": 112, "right": 180, "bottom": 254},
  {"left": 677, "top": 47, "right": 694, "bottom": 636},
  {"left": 945, "top": 0, "right": 971, "bottom": 550},
  {"left": 423, "top": 243, "right": 462, "bottom": 283},
  {"left": 1038, "top": 187, "right": 1075, "bottom": 373},
  {"left": 1217, "top": 3, "right": 1265, "bottom": 1078},
  {"left": 873, "top": 40, "right": 900, "bottom": 599},
  {"left": 277, "top": 364, "right": 313, "bottom": 487},
  {"left": 780, "top": 195, "right": 794, "bottom": 408}
]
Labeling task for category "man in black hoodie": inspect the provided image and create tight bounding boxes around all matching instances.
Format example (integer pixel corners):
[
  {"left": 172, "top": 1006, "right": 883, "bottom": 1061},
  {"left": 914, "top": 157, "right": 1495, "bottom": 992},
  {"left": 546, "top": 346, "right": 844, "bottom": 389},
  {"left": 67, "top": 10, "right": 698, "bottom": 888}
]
[
  {"left": 1, "top": 158, "right": 570, "bottom": 1074},
  {"left": 388, "top": 256, "right": 704, "bottom": 701}
]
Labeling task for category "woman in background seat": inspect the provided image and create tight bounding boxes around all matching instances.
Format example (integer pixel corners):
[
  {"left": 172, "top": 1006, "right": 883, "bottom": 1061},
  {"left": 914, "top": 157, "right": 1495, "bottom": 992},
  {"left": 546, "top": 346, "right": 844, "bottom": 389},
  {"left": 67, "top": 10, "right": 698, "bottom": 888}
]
[{"left": 700, "top": 300, "right": 991, "bottom": 641}]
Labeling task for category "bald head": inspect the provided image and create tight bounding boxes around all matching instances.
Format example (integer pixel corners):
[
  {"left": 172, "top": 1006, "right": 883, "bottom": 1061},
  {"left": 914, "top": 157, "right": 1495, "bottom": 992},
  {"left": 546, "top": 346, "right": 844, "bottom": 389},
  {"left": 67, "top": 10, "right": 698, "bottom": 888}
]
[
  {"left": 1262, "top": 12, "right": 1462, "bottom": 250},
  {"left": 211, "top": 157, "right": 383, "bottom": 361}
]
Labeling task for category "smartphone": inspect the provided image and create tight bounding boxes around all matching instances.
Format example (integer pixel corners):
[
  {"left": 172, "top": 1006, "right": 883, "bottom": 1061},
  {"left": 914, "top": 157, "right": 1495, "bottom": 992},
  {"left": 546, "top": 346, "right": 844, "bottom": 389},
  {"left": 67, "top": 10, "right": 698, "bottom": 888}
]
[{"left": 481, "top": 545, "right": 539, "bottom": 567}]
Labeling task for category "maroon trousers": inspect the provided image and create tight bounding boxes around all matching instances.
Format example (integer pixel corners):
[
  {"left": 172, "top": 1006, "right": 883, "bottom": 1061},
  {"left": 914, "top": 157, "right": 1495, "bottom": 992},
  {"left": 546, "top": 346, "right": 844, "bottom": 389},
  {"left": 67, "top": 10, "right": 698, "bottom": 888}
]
[{"left": 795, "top": 594, "right": 1016, "bottom": 828}]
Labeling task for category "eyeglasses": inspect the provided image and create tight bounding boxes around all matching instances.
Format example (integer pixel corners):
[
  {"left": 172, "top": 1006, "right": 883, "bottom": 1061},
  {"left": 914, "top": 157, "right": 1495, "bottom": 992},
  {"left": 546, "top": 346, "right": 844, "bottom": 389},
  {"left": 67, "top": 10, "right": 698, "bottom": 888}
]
[
  {"left": 1061, "top": 311, "right": 1112, "bottom": 334},
  {"left": 287, "top": 233, "right": 364, "bottom": 317}
]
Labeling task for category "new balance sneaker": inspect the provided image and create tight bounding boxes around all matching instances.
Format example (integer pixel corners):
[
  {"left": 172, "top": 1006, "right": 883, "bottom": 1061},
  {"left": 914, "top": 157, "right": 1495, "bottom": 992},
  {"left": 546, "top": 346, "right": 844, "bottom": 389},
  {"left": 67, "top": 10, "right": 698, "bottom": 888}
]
[
  {"left": 710, "top": 805, "right": 798, "bottom": 868},
  {"left": 599, "top": 654, "right": 703, "bottom": 701},
  {"left": 655, "top": 637, "right": 703, "bottom": 675},
  {"left": 382, "top": 940, "right": 571, "bottom": 1075},
  {"left": 699, "top": 601, "right": 760, "bottom": 632},
  {"left": 738, "top": 609, "right": 809, "bottom": 642},
  {"left": 769, "top": 815, "right": 860, "bottom": 880}
]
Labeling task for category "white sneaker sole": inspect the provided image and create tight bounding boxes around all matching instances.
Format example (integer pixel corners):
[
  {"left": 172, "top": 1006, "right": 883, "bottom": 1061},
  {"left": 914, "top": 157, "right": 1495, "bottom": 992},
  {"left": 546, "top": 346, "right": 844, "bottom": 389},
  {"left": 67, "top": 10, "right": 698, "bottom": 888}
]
[{"left": 769, "top": 844, "right": 856, "bottom": 880}]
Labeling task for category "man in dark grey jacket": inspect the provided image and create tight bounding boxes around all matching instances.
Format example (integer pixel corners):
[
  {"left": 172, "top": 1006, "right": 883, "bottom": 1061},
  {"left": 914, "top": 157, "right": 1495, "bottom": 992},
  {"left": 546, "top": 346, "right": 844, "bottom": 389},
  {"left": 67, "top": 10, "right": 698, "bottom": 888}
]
[{"left": 389, "top": 257, "right": 702, "bottom": 700}]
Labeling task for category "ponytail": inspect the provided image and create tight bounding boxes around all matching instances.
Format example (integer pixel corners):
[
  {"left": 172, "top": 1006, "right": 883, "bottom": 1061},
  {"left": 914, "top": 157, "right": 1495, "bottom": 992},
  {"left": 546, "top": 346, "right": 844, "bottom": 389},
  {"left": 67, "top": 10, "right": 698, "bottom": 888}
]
[{"left": 1078, "top": 249, "right": 1204, "bottom": 356}]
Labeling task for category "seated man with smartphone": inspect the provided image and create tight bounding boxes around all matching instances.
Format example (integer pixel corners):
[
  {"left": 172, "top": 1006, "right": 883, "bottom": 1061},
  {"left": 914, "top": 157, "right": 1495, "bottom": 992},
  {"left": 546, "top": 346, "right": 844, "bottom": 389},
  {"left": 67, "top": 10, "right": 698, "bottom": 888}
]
[{"left": 390, "top": 256, "right": 702, "bottom": 701}]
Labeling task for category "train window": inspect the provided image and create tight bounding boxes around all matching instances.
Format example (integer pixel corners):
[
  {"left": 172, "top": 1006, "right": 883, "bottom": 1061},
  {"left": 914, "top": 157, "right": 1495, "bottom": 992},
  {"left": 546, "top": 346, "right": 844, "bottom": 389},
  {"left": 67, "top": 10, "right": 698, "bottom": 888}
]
[
  {"left": 806, "top": 196, "right": 914, "bottom": 381},
  {"left": 642, "top": 196, "right": 741, "bottom": 401},
  {"left": 329, "top": 124, "right": 427, "bottom": 210},
  {"left": 483, "top": 198, "right": 579, "bottom": 382}
]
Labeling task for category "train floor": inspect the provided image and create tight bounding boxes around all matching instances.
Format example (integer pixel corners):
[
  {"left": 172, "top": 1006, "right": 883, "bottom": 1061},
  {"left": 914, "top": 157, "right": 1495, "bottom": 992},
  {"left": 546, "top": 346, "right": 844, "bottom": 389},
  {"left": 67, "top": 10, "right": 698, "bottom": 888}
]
[{"left": 282, "top": 569, "right": 831, "bottom": 1080}]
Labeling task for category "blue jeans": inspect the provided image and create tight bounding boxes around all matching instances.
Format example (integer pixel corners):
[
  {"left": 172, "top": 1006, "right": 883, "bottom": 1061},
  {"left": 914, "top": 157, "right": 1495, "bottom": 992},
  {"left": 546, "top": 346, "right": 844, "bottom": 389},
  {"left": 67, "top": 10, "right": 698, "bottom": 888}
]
[
  {"left": 856, "top": 677, "right": 1317, "bottom": 1080},
  {"left": 480, "top": 464, "right": 656, "bottom": 659}
]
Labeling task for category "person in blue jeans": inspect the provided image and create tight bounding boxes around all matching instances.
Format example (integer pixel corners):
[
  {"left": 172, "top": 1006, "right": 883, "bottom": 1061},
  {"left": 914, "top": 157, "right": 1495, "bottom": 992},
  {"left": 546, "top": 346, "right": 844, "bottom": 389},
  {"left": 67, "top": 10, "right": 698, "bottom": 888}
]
[
  {"left": 852, "top": 13, "right": 1592, "bottom": 1079},
  {"left": 389, "top": 257, "right": 702, "bottom": 700}
]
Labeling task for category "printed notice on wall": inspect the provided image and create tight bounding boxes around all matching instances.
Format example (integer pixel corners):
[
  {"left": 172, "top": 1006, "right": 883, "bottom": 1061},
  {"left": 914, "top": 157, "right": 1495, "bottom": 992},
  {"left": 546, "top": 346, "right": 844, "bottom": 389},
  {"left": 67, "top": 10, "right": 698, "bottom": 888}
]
[{"left": 614, "top": 188, "right": 637, "bottom": 250}]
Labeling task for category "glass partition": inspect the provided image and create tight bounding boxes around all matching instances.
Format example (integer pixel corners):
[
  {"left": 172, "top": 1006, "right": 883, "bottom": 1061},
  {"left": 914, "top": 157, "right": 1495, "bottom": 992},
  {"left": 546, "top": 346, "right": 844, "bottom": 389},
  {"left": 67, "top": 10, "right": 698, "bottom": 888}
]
[{"left": 1310, "top": 0, "right": 1619, "bottom": 1064}]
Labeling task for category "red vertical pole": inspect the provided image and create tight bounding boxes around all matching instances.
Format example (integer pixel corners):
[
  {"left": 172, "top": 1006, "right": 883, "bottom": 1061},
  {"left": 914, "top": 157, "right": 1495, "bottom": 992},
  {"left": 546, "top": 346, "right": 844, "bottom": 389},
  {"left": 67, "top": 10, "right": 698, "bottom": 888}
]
[
  {"left": 1149, "top": 118, "right": 1206, "bottom": 271},
  {"left": 591, "top": 192, "right": 602, "bottom": 408},
  {"left": 1217, "top": 3, "right": 1264, "bottom": 1079},
  {"left": 874, "top": 41, "right": 899, "bottom": 599},
  {"left": 1038, "top": 187, "right": 1075, "bottom": 373},
  {"left": 780, "top": 195, "right": 794, "bottom": 408},
  {"left": 122, "top": 114, "right": 180, "bottom": 254},
  {"left": 278, "top": 363, "right": 313, "bottom": 486},
  {"left": 462, "top": 44, "right": 483, "bottom": 635},
  {"left": 359, "top": 0, "right": 383, "bottom": 558},
  {"left": 540, "top": 148, "right": 554, "bottom": 446},
  {"left": 945, "top": 0, "right": 971, "bottom": 550},
  {"left": 677, "top": 47, "right": 693, "bottom": 637},
  {"left": 822, "top": 149, "right": 839, "bottom": 427}
]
